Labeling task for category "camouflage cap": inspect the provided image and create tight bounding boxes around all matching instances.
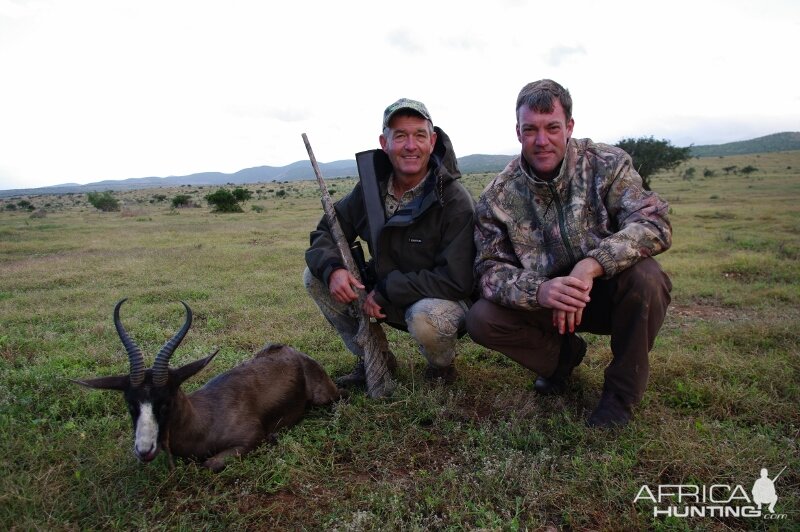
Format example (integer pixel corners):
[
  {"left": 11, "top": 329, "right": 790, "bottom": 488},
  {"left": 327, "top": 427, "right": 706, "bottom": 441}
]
[{"left": 382, "top": 98, "right": 432, "bottom": 129}]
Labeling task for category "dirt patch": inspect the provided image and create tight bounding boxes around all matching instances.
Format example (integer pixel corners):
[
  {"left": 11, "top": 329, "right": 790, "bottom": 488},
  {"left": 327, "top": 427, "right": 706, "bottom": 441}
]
[
  {"left": 454, "top": 402, "right": 494, "bottom": 422},
  {"left": 237, "top": 490, "right": 300, "bottom": 515},
  {"left": 668, "top": 303, "right": 746, "bottom": 322}
]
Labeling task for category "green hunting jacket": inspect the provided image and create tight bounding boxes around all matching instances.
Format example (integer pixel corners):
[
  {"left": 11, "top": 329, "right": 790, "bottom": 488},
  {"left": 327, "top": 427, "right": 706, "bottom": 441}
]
[
  {"left": 474, "top": 137, "right": 671, "bottom": 311},
  {"left": 305, "top": 127, "right": 476, "bottom": 326}
]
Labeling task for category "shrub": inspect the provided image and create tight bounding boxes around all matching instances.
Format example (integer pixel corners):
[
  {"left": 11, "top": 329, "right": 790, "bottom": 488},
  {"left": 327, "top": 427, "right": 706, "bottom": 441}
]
[
  {"left": 740, "top": 165, "right": 758, "bottom": 175},
  {"left": 86, "top": 191, "right": 120, "bottom": 212},
  {"left": 171, "top": 194, "right": 193, "bottom": 208},
  {"left": 232, "top": 188, "right": 253, "bottom": 202},
  {"left": 205, "top": 189, "right": 243, "bottom": 213}
]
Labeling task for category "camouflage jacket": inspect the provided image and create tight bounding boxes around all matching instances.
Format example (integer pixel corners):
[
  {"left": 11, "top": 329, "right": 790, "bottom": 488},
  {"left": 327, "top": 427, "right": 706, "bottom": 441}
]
[{"left": 474, "top": 137, "right": 671, "bottom": 311}]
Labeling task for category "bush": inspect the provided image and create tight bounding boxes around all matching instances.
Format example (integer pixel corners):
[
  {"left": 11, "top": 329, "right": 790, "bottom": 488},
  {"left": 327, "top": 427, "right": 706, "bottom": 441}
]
[
  {"left": 17, "top": 200, "right": 34, "bottom": 211},
  {"left": 205, "top": 189, "right": 244, "bottom": 213},
  {"left": 171, "top": 194, "right": 193, "bottom": 208},
  {"left": 232, "top": 188, "right": 253, "bottom": 202},
  {"left": 740, "top": 165, "right": 759, "bottom": 175},
  {"left": 86, "top": 191, "right": 120, "bottom": 212}
]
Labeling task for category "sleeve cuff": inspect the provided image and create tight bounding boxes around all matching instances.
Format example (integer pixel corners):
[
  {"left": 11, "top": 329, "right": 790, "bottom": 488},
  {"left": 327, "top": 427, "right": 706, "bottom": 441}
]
[
  {"left": 321, "top": 260, "right": 346, "bottom": 287},
  {"left": 587, "top": 248, "right": 615, "bottom": 279},
  {"left": 374, "top": 278, "right": 391, "bottom": 307}
]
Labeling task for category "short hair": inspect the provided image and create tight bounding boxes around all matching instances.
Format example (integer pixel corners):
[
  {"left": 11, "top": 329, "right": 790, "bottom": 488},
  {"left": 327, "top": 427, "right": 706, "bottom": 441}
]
[
  {"left": 516, "top": 79, "right": 573, "bottom": 122},
  {"left": 382, "top": 109, "right": 435, "bottom": 138}
]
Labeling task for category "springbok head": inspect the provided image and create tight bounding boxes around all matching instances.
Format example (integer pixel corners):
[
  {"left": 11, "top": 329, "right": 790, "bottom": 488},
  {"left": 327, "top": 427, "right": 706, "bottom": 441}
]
[{"left": 75, "top": 299, "right": 217, "bottom": 463}]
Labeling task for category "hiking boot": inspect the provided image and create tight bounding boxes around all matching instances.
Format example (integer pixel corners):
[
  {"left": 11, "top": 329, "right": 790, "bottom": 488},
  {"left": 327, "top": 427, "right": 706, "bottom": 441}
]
[
  {"left": 335, "top": 359, "right": 366, "bottom": 389},
  {"left": 587, "top": 391, "right": 633, "bottom": 428},
  {"left": 534, "top": 333, "right": 587, "bottom": 395},
  {"left": 424, "top": 362, "right": 458, "bottom": 385},
  {"left": 335, "top": 352, "right": 397, "bottom": 389}
]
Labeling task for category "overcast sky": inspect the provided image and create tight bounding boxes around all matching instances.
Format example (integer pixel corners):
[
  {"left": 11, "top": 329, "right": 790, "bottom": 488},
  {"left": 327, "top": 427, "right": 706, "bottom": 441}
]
[{"left": 1, "top": 0, "right": 798, "bottom": 191}]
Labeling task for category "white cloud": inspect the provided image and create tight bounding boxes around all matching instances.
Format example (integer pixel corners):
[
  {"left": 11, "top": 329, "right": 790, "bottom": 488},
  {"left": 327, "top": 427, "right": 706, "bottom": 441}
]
[
  {"left": 386, "top": 29, "right": 424, "bottom": 54},
  {"left": 544, "top": 45, "right": 587, "bottom": 67}
]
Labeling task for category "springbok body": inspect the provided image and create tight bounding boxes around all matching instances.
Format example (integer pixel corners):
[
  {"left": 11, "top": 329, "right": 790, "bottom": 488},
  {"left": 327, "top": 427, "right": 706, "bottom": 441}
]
[{"left": 76, "top": 299, "right": 340, "bottom": 472}]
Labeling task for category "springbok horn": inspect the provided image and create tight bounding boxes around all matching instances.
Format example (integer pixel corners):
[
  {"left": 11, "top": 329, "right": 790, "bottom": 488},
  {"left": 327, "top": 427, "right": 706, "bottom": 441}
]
[
  {"left": 113, "top": 298, "right": 145, "bottom": 388},
  {"left": 151, "top": 301, "right": 192, "bottom": 387}
]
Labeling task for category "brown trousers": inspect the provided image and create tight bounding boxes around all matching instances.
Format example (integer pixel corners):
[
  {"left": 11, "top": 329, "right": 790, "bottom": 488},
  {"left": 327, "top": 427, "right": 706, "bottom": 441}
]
[{"left": 466, "top": 258, "right": 672, "bottom": 405}]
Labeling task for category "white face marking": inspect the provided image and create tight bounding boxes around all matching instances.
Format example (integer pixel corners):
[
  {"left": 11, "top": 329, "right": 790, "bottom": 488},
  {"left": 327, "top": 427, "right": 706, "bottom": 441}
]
[{"left": 134, "top": 401, "right": 159, "bottom": 460}]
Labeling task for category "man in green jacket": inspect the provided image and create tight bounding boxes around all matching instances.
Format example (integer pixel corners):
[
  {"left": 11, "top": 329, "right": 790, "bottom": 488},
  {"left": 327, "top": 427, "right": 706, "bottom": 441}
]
[
  {"left": 304, "top": 98, "right": 475, "bottom": 386},
  {"left": 467, "top": 80, "right": 672, "bottom": 427}
]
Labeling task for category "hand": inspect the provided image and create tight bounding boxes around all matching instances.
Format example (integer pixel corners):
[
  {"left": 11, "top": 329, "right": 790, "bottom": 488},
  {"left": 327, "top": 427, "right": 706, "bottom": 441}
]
[
  {"left": 537, "top": 276, "right": 591, "bottom": 312},
  {"left": 362, "top": 290, "right": 386, "bottom": 319},
  {"left": 568, "top": 257, "right": 603, "bottom": 294},
  {"left": 540, "top": 277, "right": 589, "bottom": 334},
  {"left": 552, "top": 308, "right": 584, "bottom": 335},
  {"left": 540, "top": 258, "right": 603, "bottom": 334},
  {"left": 328, "top": 268, "right": 364, "bottom": 304}
]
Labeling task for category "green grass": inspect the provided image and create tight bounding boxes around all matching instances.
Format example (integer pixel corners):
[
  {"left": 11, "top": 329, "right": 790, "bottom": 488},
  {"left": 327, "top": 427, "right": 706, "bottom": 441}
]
[{"left": 1, "top": 154, "right": 799, "bottom": 530}]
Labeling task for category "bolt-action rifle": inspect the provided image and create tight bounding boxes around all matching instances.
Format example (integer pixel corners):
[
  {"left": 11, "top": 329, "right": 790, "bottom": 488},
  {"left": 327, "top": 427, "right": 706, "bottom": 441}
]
[{"left": 302, "top": 133, "right": 395, "bottom": 398}]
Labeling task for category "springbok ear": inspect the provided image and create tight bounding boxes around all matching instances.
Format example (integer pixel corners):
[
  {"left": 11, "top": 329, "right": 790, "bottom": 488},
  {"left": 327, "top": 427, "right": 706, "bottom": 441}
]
[
  {"left": 171, "top": 349, "right": 220, "bottom": 386},
  {"left": 72, "top": 375, "right": 129, "bottom": 391}
]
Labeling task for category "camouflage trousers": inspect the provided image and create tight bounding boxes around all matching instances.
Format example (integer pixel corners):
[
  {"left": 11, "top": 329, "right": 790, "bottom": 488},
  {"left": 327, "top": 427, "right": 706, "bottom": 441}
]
[{"left": 303, "top": 267, "right": 467, "bottom": 368}]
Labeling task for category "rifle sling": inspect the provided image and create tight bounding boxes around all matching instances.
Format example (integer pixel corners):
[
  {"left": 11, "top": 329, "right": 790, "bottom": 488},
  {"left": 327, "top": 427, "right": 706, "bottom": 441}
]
[{"left": 356, "top": 150, "right": 387, "bottom": 257}]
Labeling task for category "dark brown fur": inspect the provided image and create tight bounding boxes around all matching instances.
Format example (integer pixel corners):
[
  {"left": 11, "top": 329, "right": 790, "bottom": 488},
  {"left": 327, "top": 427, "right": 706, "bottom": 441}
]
[
  {"left": 165, "top": 343, "right": 340, "bottom": 471},
  {"left": 77, "top": 343, "right": 341, "bottom": 472}
]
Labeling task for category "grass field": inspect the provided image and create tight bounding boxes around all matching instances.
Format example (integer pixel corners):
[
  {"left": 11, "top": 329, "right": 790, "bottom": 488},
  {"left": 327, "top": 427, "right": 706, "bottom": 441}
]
[{"left": 1, "top": 151, "right": 798, "bottom": 530}]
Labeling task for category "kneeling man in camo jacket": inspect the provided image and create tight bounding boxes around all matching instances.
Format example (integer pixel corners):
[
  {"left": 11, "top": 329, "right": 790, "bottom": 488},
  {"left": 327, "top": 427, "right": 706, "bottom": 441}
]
[{"left": 467, "top": 79, "right": 672, "bottom": 427}]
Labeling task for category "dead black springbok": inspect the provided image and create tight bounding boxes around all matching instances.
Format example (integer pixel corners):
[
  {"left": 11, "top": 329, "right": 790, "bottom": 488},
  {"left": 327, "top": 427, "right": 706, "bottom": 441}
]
[{"left": 75, "top": 299, "right": 341, "bottom": 472}]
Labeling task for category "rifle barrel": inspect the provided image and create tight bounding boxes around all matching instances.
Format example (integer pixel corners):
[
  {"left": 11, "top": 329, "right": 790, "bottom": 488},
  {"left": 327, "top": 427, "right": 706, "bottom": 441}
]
[{"left": 301, "top": 133, "right": 362, "bottom": 283}]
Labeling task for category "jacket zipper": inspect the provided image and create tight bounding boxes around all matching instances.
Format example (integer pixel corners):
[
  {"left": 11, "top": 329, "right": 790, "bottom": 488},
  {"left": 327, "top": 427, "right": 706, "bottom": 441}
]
[{"left": 547, "top": 182, "right": 577, "bottom": 265}]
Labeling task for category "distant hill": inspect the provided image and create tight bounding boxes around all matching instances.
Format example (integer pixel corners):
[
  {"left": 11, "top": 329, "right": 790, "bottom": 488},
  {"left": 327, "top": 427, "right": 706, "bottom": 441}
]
[
  {"left": 690, "top": 131, "right": 800, "bottom": 157},
  {"left": 0, "top": 154, "right": 518, "bottom": 198},
  {"left": 457, "top": 154, "right": 515, "bottom": 174},
  {"left": 0, "top": 160, "right": 361, "bottom": 198},
  {"left": 5, "top": 132, "right": 798, "bottom": 198}
]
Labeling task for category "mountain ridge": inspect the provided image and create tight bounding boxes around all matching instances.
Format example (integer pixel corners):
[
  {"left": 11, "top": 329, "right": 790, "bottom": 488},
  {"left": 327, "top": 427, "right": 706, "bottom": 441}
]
[{"left": 3, "top": 132, "right": 797, "bottom": 198}]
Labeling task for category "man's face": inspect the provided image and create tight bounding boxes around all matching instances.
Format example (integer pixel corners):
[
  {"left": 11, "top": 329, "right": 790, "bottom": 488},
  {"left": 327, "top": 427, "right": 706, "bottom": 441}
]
[
  {"left": 516, "top": 100, "right": 574, "bottom": 180},
  {"left": 380, "top": 114, "right": 437, "bottom": 184}
]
